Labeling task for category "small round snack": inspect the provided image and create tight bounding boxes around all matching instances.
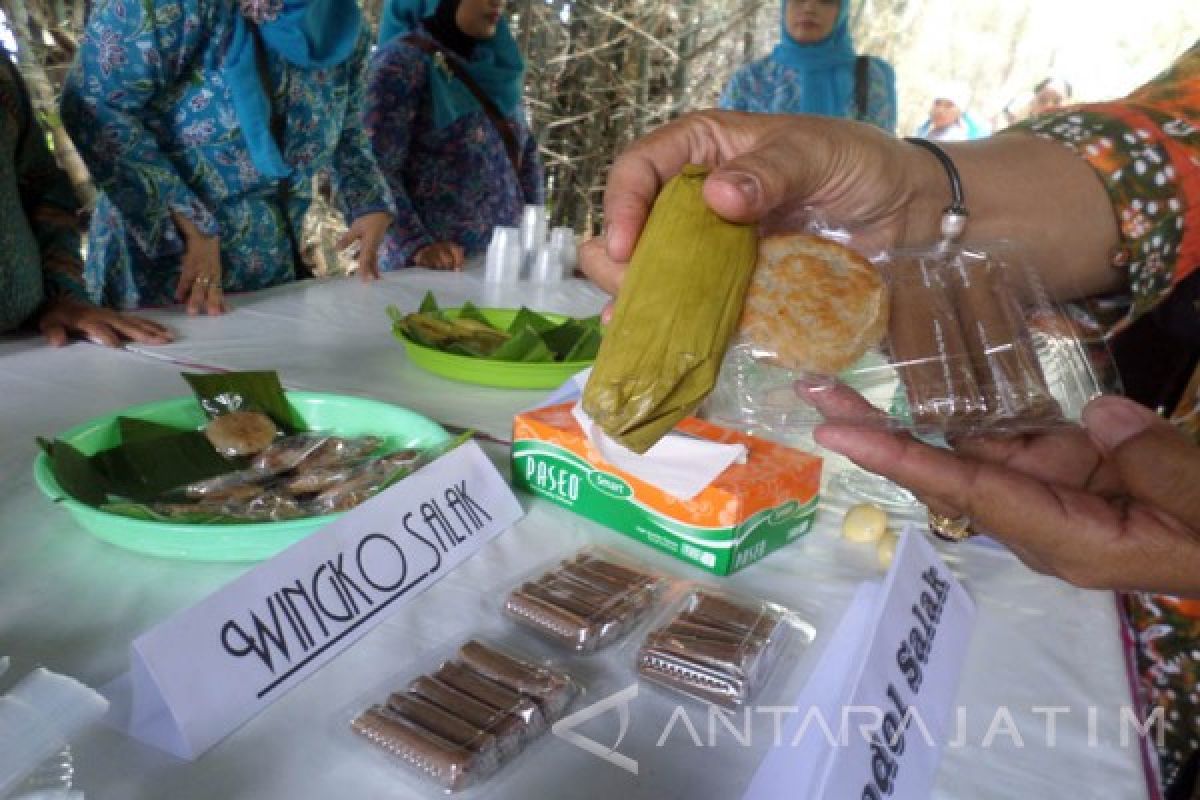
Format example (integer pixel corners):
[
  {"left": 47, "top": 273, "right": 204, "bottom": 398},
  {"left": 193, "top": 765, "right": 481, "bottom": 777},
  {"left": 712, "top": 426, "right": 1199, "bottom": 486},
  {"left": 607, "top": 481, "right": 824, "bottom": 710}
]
[
  {"left": 737, "top": 234, "right": 889, "bottom": 374},
  {"left": 842, "top": 503, "right": 888, "bottom": 544},
  {"left": 877, "top": 531, "right": 899, "bottom": 570},
  {"left": 204, "top": 411, "right": 279, "bottom": 457}
]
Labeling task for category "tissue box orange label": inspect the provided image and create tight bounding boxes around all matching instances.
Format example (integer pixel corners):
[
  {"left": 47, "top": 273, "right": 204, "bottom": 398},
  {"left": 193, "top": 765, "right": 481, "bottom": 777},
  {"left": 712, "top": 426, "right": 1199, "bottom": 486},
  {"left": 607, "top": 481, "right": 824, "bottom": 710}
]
[{"left": 511, "top": 403, "right": 822, "bottom": 574}]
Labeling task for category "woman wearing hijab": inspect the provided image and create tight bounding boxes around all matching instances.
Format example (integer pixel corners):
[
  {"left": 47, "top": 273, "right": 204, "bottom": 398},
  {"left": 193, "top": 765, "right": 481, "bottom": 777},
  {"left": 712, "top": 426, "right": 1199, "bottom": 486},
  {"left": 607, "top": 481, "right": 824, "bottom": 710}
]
[
  {"left": 61, "top": 0, "right": 395, "bottom": 315},
  {"left": 366, "top": 0, "right": 543, "bottom": 270},
  {"left": 719, "top": 0, "right": 896, "bottom": 133}
]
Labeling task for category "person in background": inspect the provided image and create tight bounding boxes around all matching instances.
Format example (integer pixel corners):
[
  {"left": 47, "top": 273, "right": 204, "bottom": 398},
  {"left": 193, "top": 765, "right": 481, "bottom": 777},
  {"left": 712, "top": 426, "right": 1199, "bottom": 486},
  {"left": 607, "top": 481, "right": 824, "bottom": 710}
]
[
  {"left": 366, "top": 0, "right": 543, "bottom": 271},
  {"left": 719, "top": 0, "right": 896, "bottom": 134},
  {"left": 914, "top": 80, "right": 989, "bottom": 140},
  {"left": 582, "top": 40, "right": 1199, "bottom": 795},
  {"left": 1030, "top": 75, "right": 1073, "bottom": 116},
  {"left": 61, "top": 0, "right": 395, "bottom": 316},
  {"left": 0, "top": 56, "right": 169, "bottom": 346}
]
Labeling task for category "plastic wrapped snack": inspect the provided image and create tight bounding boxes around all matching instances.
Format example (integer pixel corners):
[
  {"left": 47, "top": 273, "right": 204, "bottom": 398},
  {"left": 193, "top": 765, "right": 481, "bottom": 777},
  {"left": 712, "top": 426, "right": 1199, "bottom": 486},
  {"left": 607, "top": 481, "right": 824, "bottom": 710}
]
[
  {"left": 714, "top": 237, "right": 1113, "bottom": 438},
  {"left": 636, "top": 588, "right": 803, "bottom": 709},
  {"left": 349, "top": 639, "right": 579, "bottom": 794},
  {"left": 503, "top": 549, "right": 667, "bottom": 652},
  {"left": 251, "top": 434, "right": 383, "bottom": 476}
]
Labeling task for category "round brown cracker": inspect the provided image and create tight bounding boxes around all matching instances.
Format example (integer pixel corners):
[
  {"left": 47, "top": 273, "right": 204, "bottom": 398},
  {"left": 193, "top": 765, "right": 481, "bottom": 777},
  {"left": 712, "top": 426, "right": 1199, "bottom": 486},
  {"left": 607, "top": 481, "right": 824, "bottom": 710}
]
[{"left": 737, "top": 234, "right": 889, "bottom": 374}]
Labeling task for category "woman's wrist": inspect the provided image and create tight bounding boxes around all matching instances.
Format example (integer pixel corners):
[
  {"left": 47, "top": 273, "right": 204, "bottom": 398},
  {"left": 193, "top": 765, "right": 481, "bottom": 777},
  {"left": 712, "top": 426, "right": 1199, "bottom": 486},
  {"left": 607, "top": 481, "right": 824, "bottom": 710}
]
[{"left": 900, "top": 133, "right": 1122, "bottom": 301}]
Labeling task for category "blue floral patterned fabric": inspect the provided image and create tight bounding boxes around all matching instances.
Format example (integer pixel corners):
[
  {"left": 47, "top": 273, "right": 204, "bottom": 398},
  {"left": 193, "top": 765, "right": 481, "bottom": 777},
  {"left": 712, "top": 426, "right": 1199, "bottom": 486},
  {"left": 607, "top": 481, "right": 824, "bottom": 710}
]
[
  {"left": 61, "top": 0, "right": 393, "bottom": 309},
  {"left": 719, "top": 56, "right": 897, "bottom": 134},
  {"left": 364, "top": 32, "right": 543, "bottom": 270}
]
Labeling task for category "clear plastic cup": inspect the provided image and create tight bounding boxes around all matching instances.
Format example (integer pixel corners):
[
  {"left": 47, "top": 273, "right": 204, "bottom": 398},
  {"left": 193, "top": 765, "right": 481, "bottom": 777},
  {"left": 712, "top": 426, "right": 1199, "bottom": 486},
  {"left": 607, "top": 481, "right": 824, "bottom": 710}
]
[
  {"left": 530, "top": 246, "right": 565, "bottom": 283},
  {"left": 548, "top": 227, "right": 577, "bottom": 270},
  {"left": 485, "top": 226, "right": 522, "bottom": 283}
]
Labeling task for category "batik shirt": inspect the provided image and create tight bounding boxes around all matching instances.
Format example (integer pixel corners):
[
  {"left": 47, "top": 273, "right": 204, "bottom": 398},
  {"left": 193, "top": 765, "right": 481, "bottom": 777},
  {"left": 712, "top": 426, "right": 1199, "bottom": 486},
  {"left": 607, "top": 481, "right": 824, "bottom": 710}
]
[
  {"left": 364, "top": 33, "right": 543, "bottom": 270},
  {"left": 1018, "top": 39, "right": 1200, "bottom": 792},
  {"left": 0, "top": 57, "right": 85, "bottom": 332},
  {"left": 719, "top": 56, "right": 897, "bottom": 134},
  {"left": 62, "top": 0, "right": 393, "bottom": 309}
]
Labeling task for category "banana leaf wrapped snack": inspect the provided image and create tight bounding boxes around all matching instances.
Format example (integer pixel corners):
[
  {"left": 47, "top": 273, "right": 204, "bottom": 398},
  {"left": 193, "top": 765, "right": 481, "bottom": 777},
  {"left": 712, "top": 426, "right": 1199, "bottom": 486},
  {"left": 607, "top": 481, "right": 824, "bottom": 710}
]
[{"left": 583, "top": 165, "right": 758, "bottom": 453}]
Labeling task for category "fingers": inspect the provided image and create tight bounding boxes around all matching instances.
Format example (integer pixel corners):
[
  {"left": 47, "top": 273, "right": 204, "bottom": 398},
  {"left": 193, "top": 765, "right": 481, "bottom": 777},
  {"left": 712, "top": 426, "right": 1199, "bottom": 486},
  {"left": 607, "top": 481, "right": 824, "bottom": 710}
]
[
  {"left": 578, "top": 238, "right": 623, "bottom": 296},
  {"left": 109, "top": 313, "right": 174, "bottom": 344},
  {"left": 1085, "top": 396, "right": 1200, "bottom": 530},
  {"left": 38, "top": 320, "right": 68, "bottom": 347},
  {"left": 796, "top": 381, "right": 888, "bottom": 424}
]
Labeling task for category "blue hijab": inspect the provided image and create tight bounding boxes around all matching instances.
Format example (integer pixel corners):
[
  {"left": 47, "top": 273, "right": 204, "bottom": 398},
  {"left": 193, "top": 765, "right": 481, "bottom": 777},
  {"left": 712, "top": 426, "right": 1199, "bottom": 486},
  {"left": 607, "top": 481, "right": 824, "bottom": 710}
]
[
  {"left": 378, "top": 0, "right": 526, "bottom": 130},
  {"left": 225, "top": 0, "right": 363, "bottom": 179},
  {"left": 769, "top": 0, "right": 858, "bottom": 117}
]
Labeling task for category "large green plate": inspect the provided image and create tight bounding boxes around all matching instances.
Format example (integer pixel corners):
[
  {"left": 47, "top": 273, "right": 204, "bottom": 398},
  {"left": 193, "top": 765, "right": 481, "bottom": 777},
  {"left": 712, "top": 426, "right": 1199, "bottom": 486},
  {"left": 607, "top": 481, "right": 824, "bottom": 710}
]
[
  {"left": 396, "top": 307, "right": 595, "bottom": 389},
  {"left": 33, "top": 392, "right": 449, "bottom": 562}
]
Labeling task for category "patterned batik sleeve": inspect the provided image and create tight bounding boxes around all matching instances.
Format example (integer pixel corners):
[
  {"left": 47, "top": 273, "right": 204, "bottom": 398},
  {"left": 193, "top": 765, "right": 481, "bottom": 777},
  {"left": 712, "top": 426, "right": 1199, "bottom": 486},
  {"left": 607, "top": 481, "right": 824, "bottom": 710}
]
[
  {"left": 363, "top": 42, "right": 434, "bottom": 262},
  {"left": 1015, "top": 41, "right": 1200, "bottom": 319},
  {"left": 717, "top": 67, "right": 752, "bottom": 112},
  {"left": 11, "top": 72, "right": 87, "bottom": 302},
  {"left": 332, "top": 31, "right": 396, "bottom": 221},
  {"left": 60, "top": 0, "right": 219, "bottom": 260},
  {"left": 518, "top": 111, "right": 544, "bottom": 205}
]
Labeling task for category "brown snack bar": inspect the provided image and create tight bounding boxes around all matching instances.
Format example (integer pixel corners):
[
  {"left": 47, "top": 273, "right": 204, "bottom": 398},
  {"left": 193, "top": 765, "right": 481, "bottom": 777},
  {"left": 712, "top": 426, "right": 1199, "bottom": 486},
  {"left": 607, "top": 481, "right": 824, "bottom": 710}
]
[
  {"left": 525, "top": 579, "right": 605, "bottom": 619},
  {"left": 887, "top": 258, "right": 987, "bottom": 429},
  {"left": 407, "top": 677, "right": 526, "bottom": 757},
  {"left": 572, "top": 554, "right": 657, "bottom": 589},
  {"left": 667, "top": 614, "right": 763, "bottom": 649},
  {"left": 637, "top": 645, "right": 748, "bottom": 709},
  {"left": 386, "top": 693, "right": 500, "bottom": 757},
  {"left": 644, "top": 629, "right": 756, "bottom": 677},
  {"left": 688, "top": 591, "right": 784, "bottom": 646},
  {"left": 949, "top": 257, "right": 1060, "bottom": 425},
  {"left": 433, "top": 662, "right": 545, "bottom": 736},
  {"left": 351, "top": 706, "right": 479, "bottom": 791},
  {"left": 505, "top": 586, "right": 600, "bottom": 649},
  {"left": 458, "top": 640, "right": 576, "bottom": 720}
]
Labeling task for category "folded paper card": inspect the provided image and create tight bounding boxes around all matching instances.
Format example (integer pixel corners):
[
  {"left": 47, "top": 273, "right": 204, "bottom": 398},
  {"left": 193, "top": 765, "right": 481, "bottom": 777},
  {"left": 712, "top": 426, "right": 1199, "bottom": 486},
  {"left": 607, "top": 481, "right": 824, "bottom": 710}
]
[{"left": 102, "top": 441, "right": 523, "bottom": 760}]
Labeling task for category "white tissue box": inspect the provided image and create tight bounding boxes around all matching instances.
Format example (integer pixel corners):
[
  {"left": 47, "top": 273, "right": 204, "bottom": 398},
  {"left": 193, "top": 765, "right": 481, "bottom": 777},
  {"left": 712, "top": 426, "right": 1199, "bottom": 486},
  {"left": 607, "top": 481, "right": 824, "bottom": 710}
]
[{"left": 512, "top": 403, "right": 823, "bottom": 575}]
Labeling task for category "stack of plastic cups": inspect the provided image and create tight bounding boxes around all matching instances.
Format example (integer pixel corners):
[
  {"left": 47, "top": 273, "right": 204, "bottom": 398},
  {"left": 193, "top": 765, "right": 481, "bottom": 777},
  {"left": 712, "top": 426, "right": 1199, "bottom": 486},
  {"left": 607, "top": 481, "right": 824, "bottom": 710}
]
[
  {"left": 519, "top": 205, "right": 548, "bottom": 276},
  {"left": 0, "top": 668, "right": 109, "bottom": 797},
  {"left": 549, "top": 227, "right": 578, "bottom": 273},
  {"left": 484, "top": 226, "right": 523, "bottom": 283}
]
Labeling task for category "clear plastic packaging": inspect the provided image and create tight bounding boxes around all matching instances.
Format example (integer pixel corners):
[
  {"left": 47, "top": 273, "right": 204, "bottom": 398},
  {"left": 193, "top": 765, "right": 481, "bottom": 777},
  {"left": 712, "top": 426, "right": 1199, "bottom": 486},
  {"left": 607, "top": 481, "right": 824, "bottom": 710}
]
[
  {"left": 715, "top": 240, "right": 1114, "bottom": 437},
  {"left": 635, "top": 587, "right": 814, "bottom": 710},
  {"left": 502, "top": 548, "right": 669, "bottom": 653},
  {"left": 347, "top": 638, "right": 579, "bottom": 794}
]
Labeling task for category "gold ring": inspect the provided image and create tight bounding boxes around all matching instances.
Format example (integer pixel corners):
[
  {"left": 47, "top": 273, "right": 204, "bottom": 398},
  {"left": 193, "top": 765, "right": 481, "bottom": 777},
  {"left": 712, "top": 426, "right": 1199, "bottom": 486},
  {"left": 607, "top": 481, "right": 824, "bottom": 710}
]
[
  {"left": 197, "top": 276, "right": 212, "bottom": 287},
  {"left": 928, "top": 511, "right": 974, "bottom": 542}
]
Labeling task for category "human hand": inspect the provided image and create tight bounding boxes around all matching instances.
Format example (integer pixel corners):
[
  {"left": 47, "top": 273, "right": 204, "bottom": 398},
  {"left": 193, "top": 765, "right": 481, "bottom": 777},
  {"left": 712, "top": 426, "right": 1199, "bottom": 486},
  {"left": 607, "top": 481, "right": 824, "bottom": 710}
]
[
  {"left": 38, "top": 296, "right": 174, "bottom": 348},
  {"left": 806, "top": 384, "right": 1200, "bottom": 596},
  {"left": 580, "top": 111, "right": 920, "bottom": 295},
  {"left": 339, "top": 211, "right": 393, "bottom": 281},
  {"left": 172, "top": 214, "right": 226, "bottom": 316},
  {"left": 413, "top": 241, "right": 465, "bottom": 270}
]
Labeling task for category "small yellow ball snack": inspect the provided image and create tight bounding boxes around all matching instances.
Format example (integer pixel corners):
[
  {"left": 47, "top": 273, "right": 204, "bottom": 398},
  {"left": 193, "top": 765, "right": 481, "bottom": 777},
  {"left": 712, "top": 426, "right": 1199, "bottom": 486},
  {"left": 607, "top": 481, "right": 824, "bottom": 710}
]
[
  {"left": 841, "top": 503, "right": 888, "bottom": 544},
  {"left": 877, "top": 531, "right": 899, "bottom": 570}
]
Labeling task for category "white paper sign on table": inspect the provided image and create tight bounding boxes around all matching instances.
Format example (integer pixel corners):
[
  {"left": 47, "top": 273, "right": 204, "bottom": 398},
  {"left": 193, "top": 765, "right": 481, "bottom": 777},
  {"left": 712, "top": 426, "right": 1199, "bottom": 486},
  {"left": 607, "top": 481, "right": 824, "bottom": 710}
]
[
  {"left": 103, "top": 441, "right": 523, "bottom": 760},
  {"left": 744, "top": 525, "right": 976, "bottom": 800}
]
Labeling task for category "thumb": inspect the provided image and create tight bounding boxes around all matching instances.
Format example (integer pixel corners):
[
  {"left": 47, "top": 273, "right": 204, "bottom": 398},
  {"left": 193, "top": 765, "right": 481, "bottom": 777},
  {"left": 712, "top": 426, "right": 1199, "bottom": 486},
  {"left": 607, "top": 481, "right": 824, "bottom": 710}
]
[
  {"left": 337, "top": 227, "right": 359, "bottom": 251},
  {"left": 704, "top": 134, "right": 825, "bottom": 225},
  {"left": 1084, "top": 395, "right": 1200, "bottom": 530}
]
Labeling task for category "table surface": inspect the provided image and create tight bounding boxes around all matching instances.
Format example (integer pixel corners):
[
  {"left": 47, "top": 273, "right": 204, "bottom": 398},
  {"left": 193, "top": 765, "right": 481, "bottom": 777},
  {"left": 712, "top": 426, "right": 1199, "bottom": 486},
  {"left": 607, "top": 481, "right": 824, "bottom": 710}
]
[{"left": 0, "top": 269, "right": 1149, "bottom": 800}]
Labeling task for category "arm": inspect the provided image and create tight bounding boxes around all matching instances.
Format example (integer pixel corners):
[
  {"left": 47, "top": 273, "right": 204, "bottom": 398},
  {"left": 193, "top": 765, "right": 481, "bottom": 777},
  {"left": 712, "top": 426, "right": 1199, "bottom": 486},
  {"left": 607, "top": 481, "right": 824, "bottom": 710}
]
[
  {"left": 865, "top": 58, "right": 897, "bottom": 135},
  {"left": 60, "top": 0, "right": 217, "bottom": 260},
  {"left": 363, "top": 41, "right": 436, "bottom": 265},
  {"left": 332, "top": 31, "right": 396, "bottom": 221},
  {"left": 518, "top": 112, "right": 544, "bottom": 205},
  {"left": 9, "top": 66, "right": 86, "bottom": 303}
]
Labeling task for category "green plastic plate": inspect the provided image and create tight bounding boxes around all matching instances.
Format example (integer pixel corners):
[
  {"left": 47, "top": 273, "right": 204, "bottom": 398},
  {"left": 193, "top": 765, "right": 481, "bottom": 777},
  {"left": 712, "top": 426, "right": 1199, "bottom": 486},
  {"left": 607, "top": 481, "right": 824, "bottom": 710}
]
[
  {"left": 396, "top": 307, "right": 595, "bottom": 389},
  {"left": 32, "top": 392, "right": 449, "bottom": 562}
]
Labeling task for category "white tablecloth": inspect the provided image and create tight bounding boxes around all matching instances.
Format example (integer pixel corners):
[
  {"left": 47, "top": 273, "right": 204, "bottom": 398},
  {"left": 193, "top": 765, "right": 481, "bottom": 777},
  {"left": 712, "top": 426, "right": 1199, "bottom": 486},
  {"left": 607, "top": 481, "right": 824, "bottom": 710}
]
[{"left": 0, "top": 272, "right": 1149, "bottom": 800}]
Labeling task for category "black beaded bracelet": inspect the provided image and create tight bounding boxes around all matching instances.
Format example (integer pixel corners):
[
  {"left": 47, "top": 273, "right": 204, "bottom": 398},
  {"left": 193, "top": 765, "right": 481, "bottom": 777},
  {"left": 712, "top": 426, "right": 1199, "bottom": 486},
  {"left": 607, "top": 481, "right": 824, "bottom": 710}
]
[{"left": 905, "top": 136, "right": 968, "bottom": 248}]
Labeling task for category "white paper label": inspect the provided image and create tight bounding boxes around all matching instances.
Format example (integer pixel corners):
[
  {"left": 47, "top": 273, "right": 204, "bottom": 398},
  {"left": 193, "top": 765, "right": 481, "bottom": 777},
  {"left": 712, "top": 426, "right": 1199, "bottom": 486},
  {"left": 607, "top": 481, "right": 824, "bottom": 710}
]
[
  {"left": 743, "top": 526, "right": 976, "bottom": 800},
  {"left": 109, "top": 441, "right": 523, "bottom": 759}
]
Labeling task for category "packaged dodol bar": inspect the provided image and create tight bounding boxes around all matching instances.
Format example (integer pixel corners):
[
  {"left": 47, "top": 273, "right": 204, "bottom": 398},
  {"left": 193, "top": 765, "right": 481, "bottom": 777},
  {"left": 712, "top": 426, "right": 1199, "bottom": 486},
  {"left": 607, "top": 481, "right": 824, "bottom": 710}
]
[
  {"left": 346, "top": 637, "right": 579, "bottom": 794},
  {"left": 502, "top": 547, "right": 671, "bottom": 653},
  {"left": 713, "top": 236, "right": 1115, "bottom": 438},
  {"left": 634, "top": 586, "right": 815, "bottom": 710}
]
